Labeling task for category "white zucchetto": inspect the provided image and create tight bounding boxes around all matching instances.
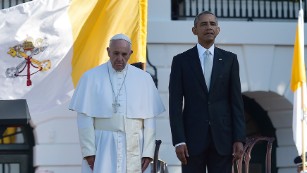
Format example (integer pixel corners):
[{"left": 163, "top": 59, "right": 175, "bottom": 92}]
[{"left": 110, "top": 33, "right": 131, "bottom": 44}]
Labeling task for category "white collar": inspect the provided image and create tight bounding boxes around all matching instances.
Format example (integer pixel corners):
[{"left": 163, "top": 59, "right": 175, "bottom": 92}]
[
  {"left": 107, "top": 61, "right": 128, "bottom": 74},
  {"left": 197, "top": 43, "right": 215, "bottom": 58}
]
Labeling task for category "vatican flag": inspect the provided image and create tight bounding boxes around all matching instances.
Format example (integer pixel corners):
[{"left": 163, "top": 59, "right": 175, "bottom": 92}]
[
  {"left": 291, "top": 8, "right": 307, "bottom": 158},
  {"left": 0, "top": 0, "right": 147, "bottom": 114}
]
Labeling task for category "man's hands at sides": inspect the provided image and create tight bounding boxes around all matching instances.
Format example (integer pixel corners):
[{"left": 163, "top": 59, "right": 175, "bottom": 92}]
[
  {"left": 175, "top": 144, "right": 189, "bottom": 165},
  {"left": 85, "top": 155, "right": 95, "bottom": 170}
]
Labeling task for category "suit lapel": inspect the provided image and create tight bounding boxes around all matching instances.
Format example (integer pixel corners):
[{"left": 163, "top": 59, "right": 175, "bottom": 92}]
[
  {"left": 209, "top": 47, "right": 224, "bottom": 91},
  {"left": 187, "top": 46, "right": 208, "bottom": 93}
]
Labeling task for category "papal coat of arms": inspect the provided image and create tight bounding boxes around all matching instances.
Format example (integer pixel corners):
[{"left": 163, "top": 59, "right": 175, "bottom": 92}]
[{"left": 5, "top": 38, "right": 51, "bottom": 86}]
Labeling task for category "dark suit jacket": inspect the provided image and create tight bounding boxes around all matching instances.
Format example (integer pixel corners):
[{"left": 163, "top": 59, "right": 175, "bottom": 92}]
[{"left": 169, "top": 45, "right": 245, "bottom": 156}]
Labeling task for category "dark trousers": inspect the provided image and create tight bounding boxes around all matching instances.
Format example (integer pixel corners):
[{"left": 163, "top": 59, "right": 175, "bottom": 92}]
[{"left": 182, "top": 129, "right": 232, "bottom": 173}]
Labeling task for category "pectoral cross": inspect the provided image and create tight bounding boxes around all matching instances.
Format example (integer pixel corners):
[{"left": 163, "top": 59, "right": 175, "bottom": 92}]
[{"left": 112, "top": 102, "right": 120, "bottom": 113}]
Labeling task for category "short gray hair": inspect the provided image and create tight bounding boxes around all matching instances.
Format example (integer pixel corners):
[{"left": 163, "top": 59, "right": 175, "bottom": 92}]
[{"left": 194, "top": 11, "right": 218, "bottom": 27}]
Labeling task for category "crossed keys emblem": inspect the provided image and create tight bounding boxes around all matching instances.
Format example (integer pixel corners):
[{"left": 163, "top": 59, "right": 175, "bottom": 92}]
[{"left": 5, "top": 38, "right": 51, "bottom": 86}]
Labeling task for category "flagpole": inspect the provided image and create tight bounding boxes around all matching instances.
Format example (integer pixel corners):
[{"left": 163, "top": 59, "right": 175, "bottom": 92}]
[
  {"left": 299, "top": 0, "right": 306, "bottom": 171},
  {"left": 302, "top": 82, "right": 306, "bottom": 172}
]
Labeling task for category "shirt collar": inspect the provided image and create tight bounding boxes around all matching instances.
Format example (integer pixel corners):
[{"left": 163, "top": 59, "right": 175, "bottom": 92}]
[
  {"left": 197, "top": 43, "right": 215, "bottom": 58},
  {"left": 107, "top": 61, "right": 128, "bottom": 74}
]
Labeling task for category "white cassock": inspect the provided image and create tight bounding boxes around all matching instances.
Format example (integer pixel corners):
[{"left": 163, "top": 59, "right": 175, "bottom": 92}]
[{"left": 69, "top": 61, "right": 165, "bottom": 173}]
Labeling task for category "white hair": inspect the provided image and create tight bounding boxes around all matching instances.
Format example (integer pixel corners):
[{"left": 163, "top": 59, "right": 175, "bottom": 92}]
[{"left": 110, "top": 34, "right": 131, "bottom": 44}]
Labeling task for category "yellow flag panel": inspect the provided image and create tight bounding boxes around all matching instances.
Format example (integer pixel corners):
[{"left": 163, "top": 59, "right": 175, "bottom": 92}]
[{"left": 68, "top": 0, "right": 148, "bottom": 86}]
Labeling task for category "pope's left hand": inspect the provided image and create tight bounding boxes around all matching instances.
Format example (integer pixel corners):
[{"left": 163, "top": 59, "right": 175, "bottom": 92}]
[{"left": 141, "top": 157, "right": 152, "bottom": 172}]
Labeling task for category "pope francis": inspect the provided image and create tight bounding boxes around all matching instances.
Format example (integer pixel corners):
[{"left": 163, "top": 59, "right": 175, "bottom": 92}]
[{"left": 69, "top": 34, "right": 165, "bottom": 173}]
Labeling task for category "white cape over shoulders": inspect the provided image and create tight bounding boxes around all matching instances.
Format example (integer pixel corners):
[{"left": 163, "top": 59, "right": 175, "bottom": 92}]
[{"left": 69, "top": 62, "right": 165, "bottom": 118}]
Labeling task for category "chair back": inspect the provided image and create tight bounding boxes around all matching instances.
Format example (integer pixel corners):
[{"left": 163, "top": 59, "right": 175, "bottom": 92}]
[
  {"left": 152, "top": 140, "right": 169, "bottom": 173},
  {"left": 144, "top": 159, "right": 169, "bottom": 173},
  {"left": 232, "top": 136, "right": 275, "bottom": 173}
]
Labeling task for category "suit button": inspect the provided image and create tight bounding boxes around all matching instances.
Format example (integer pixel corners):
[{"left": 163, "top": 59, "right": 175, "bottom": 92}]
[{"left": 208, "top": 102, "right": 211, "bottom": 105}]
